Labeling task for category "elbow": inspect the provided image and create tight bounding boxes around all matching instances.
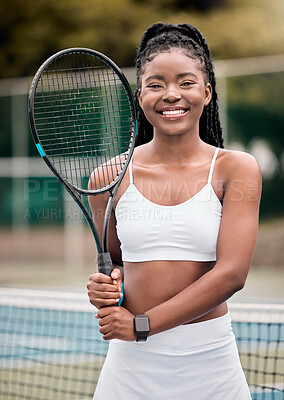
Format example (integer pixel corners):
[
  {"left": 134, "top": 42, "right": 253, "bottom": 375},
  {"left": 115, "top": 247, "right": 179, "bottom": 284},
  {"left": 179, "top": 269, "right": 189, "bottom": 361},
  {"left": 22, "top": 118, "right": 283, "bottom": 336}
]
[
  {"left": 227, "top": 269, "right": 247, "bottom": 294},
  {"left": 217, "top": 261, "right": 248, "bottom": 295},
  {"left": 232, "top": 275, "right": 246, "bottom": 292}
]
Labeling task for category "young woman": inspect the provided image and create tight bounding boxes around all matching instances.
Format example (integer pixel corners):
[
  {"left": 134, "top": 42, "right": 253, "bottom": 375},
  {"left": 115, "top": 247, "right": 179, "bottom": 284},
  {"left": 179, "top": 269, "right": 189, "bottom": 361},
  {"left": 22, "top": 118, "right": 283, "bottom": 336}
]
[{"left": 87, "top": 22, "right": 262, "bottom": 399}]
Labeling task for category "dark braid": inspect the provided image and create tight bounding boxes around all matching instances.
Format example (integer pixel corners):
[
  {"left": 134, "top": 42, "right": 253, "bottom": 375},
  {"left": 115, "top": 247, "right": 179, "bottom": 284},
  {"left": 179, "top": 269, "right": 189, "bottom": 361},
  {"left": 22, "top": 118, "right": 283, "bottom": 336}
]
[{"left": 134, "top": 23, "right": 224, "bottom": 148}]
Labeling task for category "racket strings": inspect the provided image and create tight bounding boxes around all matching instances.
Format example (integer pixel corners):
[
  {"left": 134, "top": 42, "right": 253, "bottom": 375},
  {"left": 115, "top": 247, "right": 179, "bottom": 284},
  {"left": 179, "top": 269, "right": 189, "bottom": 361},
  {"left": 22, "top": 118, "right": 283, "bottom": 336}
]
[
  {"left": 72, "top": 52, "right": 96, "bottom": 187},
  {"left": 102, "top": 68, "right": 127, "bottom": 184},
  {"left": 33, "top": 51, "right": 134, "bottom": 192}
]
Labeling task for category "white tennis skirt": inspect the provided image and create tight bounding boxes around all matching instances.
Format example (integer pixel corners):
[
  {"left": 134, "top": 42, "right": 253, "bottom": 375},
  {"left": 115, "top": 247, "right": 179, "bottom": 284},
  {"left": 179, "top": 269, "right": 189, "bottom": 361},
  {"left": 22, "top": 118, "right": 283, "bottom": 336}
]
[{"left": 93, "top": 312, "right": 251, "bottom": 400}]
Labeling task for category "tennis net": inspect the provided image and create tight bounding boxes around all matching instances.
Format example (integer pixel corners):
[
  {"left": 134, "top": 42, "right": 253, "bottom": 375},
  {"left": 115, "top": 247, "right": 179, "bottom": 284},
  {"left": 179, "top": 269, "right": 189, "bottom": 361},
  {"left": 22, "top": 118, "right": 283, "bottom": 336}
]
[
  {"left": 230, "top": 302, "right": 284, "bottom": 399},
  {"left": 0, "top": 288, "right": 283, "bottom": 400}
]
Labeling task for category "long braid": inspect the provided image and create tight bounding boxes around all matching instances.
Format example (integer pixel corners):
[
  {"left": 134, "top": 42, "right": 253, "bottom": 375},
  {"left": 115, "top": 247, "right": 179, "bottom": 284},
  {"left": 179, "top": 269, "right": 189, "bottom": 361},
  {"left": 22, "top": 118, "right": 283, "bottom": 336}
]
[
  {"left": 134, "top": 22, "right": 224, "bottom": 148},
  {"left": 179, "top": 23, "right": 223, "bottom": 147},
  {"left": 134, "top": 23, "right": 166, "bottom": 146}
]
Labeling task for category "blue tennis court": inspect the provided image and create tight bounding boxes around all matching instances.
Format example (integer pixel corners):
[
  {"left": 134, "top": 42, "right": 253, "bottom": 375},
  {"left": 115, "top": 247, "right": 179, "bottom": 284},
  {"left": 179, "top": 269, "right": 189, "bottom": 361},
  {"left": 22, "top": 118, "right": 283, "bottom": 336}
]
[{"left": 0, "top": 288, "right": 283, "bottom": 399}]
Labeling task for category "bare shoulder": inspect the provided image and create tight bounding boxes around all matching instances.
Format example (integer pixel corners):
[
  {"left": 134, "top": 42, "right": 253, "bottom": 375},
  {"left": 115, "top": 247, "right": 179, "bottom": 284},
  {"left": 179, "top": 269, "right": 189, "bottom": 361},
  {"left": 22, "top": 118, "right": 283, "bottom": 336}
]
[
  {"left": 217, "top": 148, "right": 262, "bottom": 204},
  {"left": 88, "top": 153, "right": 128, "bottom": 191},
  {"left": 88, "top": 153, "right": 129, "bottom": 215},
  {"left": 218, "top": 148, "right": 262, "bottom": 181}
]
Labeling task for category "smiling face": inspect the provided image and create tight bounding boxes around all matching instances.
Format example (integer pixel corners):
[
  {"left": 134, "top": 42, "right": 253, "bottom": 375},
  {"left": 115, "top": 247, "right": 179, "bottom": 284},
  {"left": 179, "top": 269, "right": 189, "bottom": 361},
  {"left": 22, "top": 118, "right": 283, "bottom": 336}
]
[{"left": 138, "top": 48, "right": 212, "bottom": 139}]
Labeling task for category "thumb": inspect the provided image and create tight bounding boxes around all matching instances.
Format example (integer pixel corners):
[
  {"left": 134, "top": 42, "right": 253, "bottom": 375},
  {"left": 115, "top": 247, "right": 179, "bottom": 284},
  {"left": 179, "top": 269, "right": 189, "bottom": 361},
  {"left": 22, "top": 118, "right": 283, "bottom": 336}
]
[{"left": 111, "top": 268, "right": 122, "bottom": 284}]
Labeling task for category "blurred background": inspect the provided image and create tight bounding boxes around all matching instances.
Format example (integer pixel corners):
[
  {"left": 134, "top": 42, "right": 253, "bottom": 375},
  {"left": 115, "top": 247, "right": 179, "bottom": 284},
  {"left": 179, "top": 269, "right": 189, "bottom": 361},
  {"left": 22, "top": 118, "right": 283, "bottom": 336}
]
[{"left": 0, "top": 0, "right": 283, "bottom": 301}]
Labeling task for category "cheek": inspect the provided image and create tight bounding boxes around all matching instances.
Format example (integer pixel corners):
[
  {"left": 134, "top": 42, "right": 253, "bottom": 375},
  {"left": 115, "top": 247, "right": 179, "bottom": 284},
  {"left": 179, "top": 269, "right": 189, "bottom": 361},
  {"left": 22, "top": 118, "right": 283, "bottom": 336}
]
[
  {"left": 141, "top": 107, "right": 156, "bottom": 125},
  {"left": 138, "top": 91, "right": 154, "bottom": 113},
  {"left": 190, "top": 89, "right": 209, "bottom": 108},
  {"left": 139, "top": 100, "right": 158, "bottom": 126}
]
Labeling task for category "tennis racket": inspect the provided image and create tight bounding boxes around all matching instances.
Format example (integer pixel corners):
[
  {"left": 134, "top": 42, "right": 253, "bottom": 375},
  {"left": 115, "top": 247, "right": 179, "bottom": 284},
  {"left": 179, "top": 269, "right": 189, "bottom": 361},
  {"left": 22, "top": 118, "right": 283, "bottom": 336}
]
[{"left": 28, "top": 48, "right": 137, "bottom": 276}]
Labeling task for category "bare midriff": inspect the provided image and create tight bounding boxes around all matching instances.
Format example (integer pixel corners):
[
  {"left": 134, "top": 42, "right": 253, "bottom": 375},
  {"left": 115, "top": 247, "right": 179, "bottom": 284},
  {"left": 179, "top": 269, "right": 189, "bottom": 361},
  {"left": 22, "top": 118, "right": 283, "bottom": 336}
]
[{"left": 122, "top": 260, "right": 228, "bottom": 323}]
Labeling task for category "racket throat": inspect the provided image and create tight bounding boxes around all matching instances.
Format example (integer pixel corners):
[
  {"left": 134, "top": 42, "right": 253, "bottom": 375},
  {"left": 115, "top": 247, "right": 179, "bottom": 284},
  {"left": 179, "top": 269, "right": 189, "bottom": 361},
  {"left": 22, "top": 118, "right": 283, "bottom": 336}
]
[
  {"left": 98, "top": 193, "right": 116, "bottom": 277},
  {"left": 102, "top": 191, "right": 115, "bottom": 253}
]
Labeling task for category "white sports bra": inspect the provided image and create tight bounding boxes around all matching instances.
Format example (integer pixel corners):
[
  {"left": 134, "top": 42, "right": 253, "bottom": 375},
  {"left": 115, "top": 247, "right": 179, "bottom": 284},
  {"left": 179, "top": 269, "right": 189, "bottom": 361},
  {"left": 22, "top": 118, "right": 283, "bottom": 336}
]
[{"left": 115, "top": 148, "right": 222, "bottom": 262}]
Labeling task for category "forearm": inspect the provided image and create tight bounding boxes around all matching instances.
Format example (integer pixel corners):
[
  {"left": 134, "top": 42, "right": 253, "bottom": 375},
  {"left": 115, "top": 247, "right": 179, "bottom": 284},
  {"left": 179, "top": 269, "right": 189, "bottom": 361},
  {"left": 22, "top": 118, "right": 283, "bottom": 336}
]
[{"left": 145, "top": 263, "right": 245, "bottom": 336}]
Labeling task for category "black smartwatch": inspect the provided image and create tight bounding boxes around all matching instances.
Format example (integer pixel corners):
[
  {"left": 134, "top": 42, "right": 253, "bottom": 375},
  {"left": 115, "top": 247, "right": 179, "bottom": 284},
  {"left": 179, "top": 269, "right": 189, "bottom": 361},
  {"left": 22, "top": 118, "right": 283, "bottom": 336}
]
[{"left": 133, "top": 315, "right": 150, "bottom": 342}]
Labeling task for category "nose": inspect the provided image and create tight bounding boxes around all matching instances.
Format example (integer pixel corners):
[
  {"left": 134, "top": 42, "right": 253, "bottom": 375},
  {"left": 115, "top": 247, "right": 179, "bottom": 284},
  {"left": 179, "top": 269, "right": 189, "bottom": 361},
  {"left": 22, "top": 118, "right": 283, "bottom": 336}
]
[{"left": 162, "top": 85, "right": 181, "bottom": 103}]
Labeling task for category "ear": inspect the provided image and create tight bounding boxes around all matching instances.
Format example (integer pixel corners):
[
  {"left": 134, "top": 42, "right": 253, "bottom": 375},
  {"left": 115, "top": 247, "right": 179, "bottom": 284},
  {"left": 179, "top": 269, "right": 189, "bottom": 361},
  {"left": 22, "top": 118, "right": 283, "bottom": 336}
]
[
  {"left": 204, "top": 83, "right": 212, "bottom": 106},
  {"left": 138, "top": 88, "right": 143, "bottom": 108}
]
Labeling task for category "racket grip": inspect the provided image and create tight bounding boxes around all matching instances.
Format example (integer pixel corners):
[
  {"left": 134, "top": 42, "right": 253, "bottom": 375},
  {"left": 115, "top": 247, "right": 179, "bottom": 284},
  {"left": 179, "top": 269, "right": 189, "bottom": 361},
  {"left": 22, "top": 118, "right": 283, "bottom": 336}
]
[{"left": 97, "top": 252, "right": 113, "bottom": 276}]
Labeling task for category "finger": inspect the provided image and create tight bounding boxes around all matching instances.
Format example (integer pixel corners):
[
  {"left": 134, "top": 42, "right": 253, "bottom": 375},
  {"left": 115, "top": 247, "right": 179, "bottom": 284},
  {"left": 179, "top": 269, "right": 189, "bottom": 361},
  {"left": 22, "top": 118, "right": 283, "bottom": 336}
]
[
  {"left": 87, "top": 276, "right": 115, "bottom": 293},
  {"left": 90, "top": 291, "right": 122, "bottom": 300},
  {"left": 89, "top": 273, "right": 113, "bottom": 284},
  {"left": 97, "top": 314, "right": 114, "bottom": 336},
  {"left": 99, "top": 324, "right": 112, "bottom": 337},
  {"left": 98, "top": 314, "right": 112, "bottom": 327},
  {"left": 91, "top": 296, "right": 122, "bottom": 308},
  {"left": 111, "top": 268, "right": 122, "bottom": 283},
  {"left": 89, "top": 282, "right": 120, "bottom": 294},
  {"left": 97, "top": 306, "right": 118, "bottom": 319},
  {"left": 111, "top": 268, "right": 121, "bottom": 278},
  {"left": 102, "top": 332, "right": 113, "bottom": 341},
  {"left": 88, "top": 283, "right": 122, "bottom": 300},
  {"left": 87, "top": 276, "right": 120, "bottom": 291}
]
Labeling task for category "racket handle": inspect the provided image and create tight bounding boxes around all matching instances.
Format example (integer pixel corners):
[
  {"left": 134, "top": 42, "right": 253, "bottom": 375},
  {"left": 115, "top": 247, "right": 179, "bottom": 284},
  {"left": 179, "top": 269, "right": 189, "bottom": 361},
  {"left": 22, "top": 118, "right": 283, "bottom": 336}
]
[{"left": 97, "top": 252, "right": 113, "bottom": 276}]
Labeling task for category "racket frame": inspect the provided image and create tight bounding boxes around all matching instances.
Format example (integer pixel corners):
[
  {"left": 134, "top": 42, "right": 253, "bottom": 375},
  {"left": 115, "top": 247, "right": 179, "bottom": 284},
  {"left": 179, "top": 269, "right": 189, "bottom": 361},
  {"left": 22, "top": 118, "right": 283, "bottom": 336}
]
[{"left": 28, "top": 48, "right": 137, "bottom": 276}]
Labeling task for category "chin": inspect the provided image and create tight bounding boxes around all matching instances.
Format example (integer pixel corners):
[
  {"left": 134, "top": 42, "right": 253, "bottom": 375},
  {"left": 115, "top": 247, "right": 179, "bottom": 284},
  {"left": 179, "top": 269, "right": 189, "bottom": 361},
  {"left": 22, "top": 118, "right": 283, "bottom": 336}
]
[{"left": 157, "top": 124, "right": 198, "bottom": 138}]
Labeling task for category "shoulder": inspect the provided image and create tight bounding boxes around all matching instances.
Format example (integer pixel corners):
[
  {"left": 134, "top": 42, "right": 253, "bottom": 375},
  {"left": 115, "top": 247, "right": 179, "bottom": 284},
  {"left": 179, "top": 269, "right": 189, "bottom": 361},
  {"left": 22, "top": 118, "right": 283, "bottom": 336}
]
[
  {"left": 217, "top": 148, "right": 262, "bottom": 203},
  {"left": 88, "top": 153, "right": 128, "bottom": 192},
  {"left": 218, "top": 148, "right": 262, "bottom": 181},
  {"left": 88, "top": 153, "right": 129, "bottom": 212}
]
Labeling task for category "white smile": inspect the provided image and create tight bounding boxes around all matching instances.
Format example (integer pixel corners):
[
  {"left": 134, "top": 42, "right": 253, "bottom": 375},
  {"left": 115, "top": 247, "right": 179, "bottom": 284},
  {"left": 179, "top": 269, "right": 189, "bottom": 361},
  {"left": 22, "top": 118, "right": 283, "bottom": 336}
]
[{"left": 161, "top": 109, "right": 187, "bottom": 116}]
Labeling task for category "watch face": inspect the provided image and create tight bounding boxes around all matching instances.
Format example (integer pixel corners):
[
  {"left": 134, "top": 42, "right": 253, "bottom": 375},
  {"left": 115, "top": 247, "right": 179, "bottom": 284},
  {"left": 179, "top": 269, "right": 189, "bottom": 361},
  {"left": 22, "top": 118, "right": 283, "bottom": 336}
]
[{"left": 135, "top": 317, "right": 149, "bottom": 332}]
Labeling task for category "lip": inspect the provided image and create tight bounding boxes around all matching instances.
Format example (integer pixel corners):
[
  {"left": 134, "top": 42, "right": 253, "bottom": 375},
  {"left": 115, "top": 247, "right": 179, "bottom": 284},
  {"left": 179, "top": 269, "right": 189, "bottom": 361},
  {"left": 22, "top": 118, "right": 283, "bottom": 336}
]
[{"left": 156, "top": 106, "right": 189, "bottom": 120}]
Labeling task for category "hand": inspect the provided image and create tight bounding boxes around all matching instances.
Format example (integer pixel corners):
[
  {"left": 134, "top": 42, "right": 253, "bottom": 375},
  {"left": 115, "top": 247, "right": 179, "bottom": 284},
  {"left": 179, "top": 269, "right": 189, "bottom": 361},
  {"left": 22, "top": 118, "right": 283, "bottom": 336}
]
[
  {"left": 96, "top": 306, "right": 136, "bottom": 341},
  {"left": 87, "top": 268, "right": 123, "bottom": 309}
]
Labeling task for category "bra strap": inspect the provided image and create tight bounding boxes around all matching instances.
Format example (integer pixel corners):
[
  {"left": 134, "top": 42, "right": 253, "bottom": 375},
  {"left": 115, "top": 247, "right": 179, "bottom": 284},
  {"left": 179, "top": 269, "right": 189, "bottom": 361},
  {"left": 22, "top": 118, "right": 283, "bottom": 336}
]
[
  {"left": 208, "top": 148, "right": 220, "bottom": 184},
  {"left": 128, "top": 158, "right": 134, "bottom": 184}
]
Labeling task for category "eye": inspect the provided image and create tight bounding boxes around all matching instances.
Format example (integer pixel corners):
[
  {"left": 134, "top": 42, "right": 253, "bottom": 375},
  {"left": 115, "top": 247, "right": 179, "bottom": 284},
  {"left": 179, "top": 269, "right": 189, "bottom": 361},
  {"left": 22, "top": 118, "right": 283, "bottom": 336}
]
[
  {"left": 180, "top": 81, "right": 194, "bottom": 87},
  {"left": 147, "top": 83, "right": 162, "bottom": 88}
]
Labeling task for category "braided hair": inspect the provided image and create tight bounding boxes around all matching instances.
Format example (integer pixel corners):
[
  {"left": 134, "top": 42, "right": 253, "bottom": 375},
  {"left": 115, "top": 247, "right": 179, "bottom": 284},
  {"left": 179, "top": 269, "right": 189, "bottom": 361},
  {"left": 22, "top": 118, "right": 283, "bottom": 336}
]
[{"left": 134, "top": 23, "right": 224, "bottom": 148}]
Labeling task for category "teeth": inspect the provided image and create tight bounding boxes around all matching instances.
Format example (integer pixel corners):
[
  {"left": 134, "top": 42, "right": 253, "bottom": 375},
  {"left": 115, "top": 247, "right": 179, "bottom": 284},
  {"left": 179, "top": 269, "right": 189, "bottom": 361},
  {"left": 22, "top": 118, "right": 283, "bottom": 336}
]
[{"left": 161, "top": 110, "right": 186, "bottom": 115}]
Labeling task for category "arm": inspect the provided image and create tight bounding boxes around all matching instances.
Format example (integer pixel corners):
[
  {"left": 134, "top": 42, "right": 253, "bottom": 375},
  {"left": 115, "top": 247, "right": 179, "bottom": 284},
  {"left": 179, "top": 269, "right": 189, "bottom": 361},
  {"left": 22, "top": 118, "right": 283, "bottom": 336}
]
[
  {"left": 145, "top": 151, "right": 262, "bottom": 335},
  {"left": 97, "top": 151, "right": 262, "bottom": 340}
]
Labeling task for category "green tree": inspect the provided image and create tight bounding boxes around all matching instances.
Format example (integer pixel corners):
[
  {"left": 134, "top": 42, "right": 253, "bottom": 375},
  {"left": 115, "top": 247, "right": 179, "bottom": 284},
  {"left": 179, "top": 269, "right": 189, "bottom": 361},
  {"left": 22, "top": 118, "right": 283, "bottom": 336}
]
[{"left": 0, "top": 0, "right": 283, "bottom": 78}]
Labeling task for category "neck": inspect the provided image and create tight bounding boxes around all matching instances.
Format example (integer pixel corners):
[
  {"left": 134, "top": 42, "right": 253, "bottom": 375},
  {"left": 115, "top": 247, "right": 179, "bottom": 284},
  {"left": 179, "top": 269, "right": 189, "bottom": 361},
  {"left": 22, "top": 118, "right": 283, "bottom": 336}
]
[{"left": 149, "top": 131, "right": 207, "bottom": 165}]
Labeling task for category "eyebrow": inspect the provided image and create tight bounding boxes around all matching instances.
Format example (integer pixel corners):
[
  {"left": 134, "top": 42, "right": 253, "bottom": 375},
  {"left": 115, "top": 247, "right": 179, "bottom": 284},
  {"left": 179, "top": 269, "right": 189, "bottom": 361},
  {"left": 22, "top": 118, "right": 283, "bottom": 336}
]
[{"left": 145, "top": 72, "right": 198, "bottom": 82}]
